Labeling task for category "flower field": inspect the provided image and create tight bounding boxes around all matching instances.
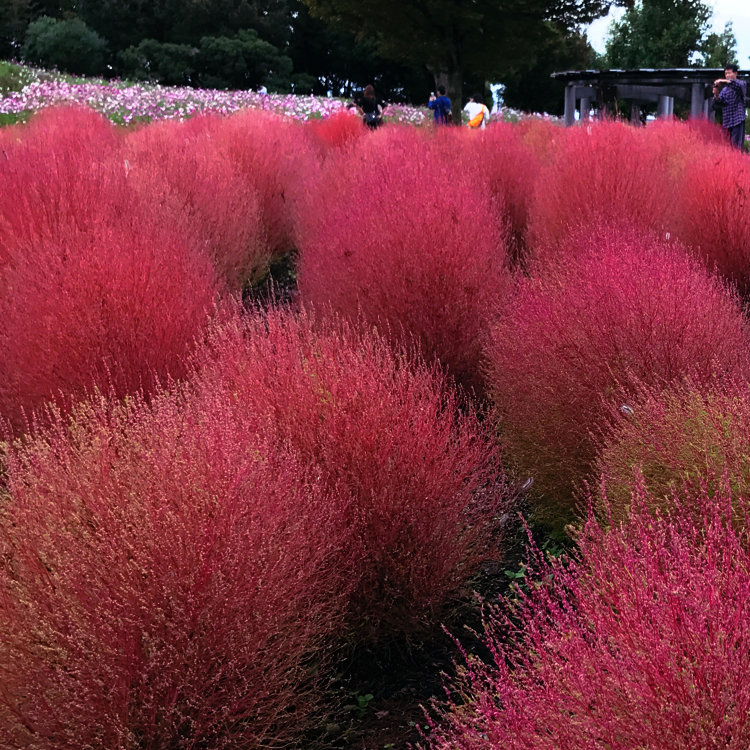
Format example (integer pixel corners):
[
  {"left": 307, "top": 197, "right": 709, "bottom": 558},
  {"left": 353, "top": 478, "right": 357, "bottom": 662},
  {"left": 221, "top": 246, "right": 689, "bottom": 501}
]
[
  {"left": 0, "top": 64, "right": 432, "bottom": 125},
  {"left": 0, "top": 92, "right": 749, "bottom": 749}
]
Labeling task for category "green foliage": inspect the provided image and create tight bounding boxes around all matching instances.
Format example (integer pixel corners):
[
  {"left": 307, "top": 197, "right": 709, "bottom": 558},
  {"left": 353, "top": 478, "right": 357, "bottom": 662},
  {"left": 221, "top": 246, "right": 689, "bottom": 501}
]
[
  {"left": 21, "top": 15, "right": 108, "bottom": 76},
  {"left": 303, "top": 0, "right": 612, "bottom": 77},
  {"left": 503, "top": 26, "right": 597, "bottom": 115},
  {"left": 287, "top": 1, "right": 431, "bottom": 101},
  {"left": 197, "top": 29, "right": 293, "bottom": 90},
  {"left": 301, "top": 0, "right": 613, "bottom": 121},
  {"left": 0, "top": 60, "right": 34, "bottom": 94},
  {"left": 118, "top": 29, "right": 294, "bottom": 91},
  {"left": 604, "top": 0, "right": 712, "bottom": 68},
  {"left": 0, "top": 0, "right": 33, "bottom": 58},
  {"left": 118, "top": 39, "right": 196, "bottom": 86},
  {"left": 701, "top": 21, "right": 738, "bottom": 68},
  {"left": 344, "top": 692, "right": 375, "bottom": 719}
]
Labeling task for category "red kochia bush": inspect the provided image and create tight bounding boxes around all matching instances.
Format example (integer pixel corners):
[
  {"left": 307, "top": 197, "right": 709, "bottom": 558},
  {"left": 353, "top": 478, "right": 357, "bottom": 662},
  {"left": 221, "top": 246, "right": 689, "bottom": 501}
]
[
  {"left": 0, "top": 389, "right": 346, "bottom": 749},
  {"left": 0, "top": 106, "right": 122, "bottom": 264},
  {"left": 305, "top": 109, "right": 367, "bottom": 150},
  {"left": 211, "top": 110, "right": 314, "bottom": 258},
  {"left": 641, "top": 118, "right": 727, "bottom": 183},
  {"left": 123, "top": 118, "right": 266, "bottom": 290},
  {"left": 427, "top": 487, "right": 750, "bottom": 750},
  {"left": 595, "top": 378, "right": 750, "bottom": 525},
  {"left": 295, "top": 126, "right": 512, "bottom": 393},
  {"left": 484, "top": 224, "right": 750, "bottom": 529},
  {"left": 191, "top": 308, "right": 509, "bottom": 642},
  {"left": 527, "top": 121, "right": 672, "bottom": 251},
  {"left": 431, "top": 123, "right": 542, "bottom": 265},
  {"left": 0, "top": 124, "right": 218, "bottom": 433},
  {"left": 672, "top": 146, "right": 750, "bottom": 294}
]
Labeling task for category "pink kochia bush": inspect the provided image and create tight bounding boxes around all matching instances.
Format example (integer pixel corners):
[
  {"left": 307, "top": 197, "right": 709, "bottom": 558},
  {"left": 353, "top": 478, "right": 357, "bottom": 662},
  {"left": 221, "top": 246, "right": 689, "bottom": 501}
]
[
  {"left": 484, "top": 224, "right": 750, "bottom": 529},
  {"left": 191, "top": 308, "right": 510, "bottom": 641},
  {"left": 427, "top": 487, "right": 750, "bottom": 750},
  {"left": 305, "top": 108, "right": 367, "bottom": 150},
  {"left": 295, "top": 126, "right": 512, "bottom": 392},
  {"left": 439, "top": 123, "right": 542, "bottom": 264},
  {"left": 672, "top": 146, "right": 750, "bottom": 295},
  {"left": 595, "top": 378, "right": 750, "bottom": 525},
  {"left": 123, "top": 117, "right": 267, "bottom": 290},
  {"left": 0, "top": 105, "right": 122, "bottom": 262},
  {"left": 0, "top": 108, "right": 218, "bottom": 433},
  {"left": 527, "top": 121, "right": 672, "bottom": 251},
  {"left": 211, "top": 109, "right": 314, "bottom": 258},
  {"left": 0, "top": 389, "right": 347, "bottom": 749}
]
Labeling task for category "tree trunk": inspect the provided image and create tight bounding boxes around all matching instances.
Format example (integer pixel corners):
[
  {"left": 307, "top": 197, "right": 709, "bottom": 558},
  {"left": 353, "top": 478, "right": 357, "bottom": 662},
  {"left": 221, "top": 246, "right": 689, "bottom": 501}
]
[{"left": 435, "top": 69, "right": 462, "bottom": 125}]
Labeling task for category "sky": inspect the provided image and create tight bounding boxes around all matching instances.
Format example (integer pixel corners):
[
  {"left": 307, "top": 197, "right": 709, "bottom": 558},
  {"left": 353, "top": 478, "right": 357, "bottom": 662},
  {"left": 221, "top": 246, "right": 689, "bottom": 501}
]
[{"left": 586, "top": 0, "right": 750, "bottom": 67}]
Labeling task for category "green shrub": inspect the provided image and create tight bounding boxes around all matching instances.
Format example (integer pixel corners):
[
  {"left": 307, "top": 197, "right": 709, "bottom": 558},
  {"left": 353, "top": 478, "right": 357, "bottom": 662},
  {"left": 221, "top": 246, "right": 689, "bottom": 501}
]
[
  {"left": 196, "top": 29, "right": 292, "bottom": 90},
  {"left": 118, "top": 38, "right": 196, "bottom": 86},
  {"left": 595, "top": 380, "right": 750, "bottom": 527},
  {"left": 22, "top": 16, "right": 108, "bottom": 76}
]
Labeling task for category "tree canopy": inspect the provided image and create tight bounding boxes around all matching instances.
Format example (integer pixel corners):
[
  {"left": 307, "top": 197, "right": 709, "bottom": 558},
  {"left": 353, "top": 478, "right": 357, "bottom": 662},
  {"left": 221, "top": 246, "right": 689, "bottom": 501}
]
[
  {"left": 701, "top": 21, "right": 738, "bottom": 68},
  {"left": 604, "top": 0, "right": 712, "bottom": 68},
  {"left": 301, "top": 0, "right": 614, "bottom": 117},
  {"left": 0, "top": 0, "right": 618, "bottom": 111}
]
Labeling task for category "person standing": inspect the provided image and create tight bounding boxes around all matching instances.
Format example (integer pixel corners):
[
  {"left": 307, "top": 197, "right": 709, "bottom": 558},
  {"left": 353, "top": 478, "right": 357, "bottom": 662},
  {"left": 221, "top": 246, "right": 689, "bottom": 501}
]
[
  {"left": 713, "top": 63, "right": 747, "bottom": 150},
  {"left": 428, "top": 85, "right": 452, "bottom": 125},
  {"left": 463, "top": 94, "right": 491, "bottom": 129},
  {"left": 352, "top": 84, "right": 383, "bottom": 129}
]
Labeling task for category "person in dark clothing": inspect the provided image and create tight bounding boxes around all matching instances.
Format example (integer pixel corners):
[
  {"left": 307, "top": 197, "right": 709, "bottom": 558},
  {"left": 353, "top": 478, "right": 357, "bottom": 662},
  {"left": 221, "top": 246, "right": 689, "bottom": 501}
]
[
  {"left": 713, "top": 63, "right": 747, "bottom": 150},
  {"left": 428, "top": 85, "right": 452, "bottom": 125},
  {"left": 351, "top": 84, "right": 383, "bottom": 129}
]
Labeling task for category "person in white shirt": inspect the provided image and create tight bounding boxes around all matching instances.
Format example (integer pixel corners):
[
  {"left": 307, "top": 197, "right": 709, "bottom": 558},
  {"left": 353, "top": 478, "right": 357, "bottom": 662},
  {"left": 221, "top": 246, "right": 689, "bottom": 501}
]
[{"left": 463, "top": 94, "right": 491, "bottom": 130}]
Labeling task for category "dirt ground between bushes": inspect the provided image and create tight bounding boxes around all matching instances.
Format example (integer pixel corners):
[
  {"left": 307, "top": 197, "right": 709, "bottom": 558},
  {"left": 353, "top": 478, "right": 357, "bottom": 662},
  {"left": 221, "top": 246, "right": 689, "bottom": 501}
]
[{"left": 325, "top": 520, "right": 532, "bottom": 750}]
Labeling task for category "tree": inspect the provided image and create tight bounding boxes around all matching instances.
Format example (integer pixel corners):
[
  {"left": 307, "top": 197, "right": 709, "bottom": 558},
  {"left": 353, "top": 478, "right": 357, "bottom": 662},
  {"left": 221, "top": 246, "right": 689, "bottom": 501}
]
[
  {"left": 0, "top": 0, "right": 33, "bottom": 57},
  {"left": 605, "top": 0, "right": 712, "bottom": 68},
  {"left": 503, "top": 26, "right": 598, "bottom": 115},
  {"left": 22, "top": 15, "right": 108, "bottom": 75},
  {"left": 701, "top": 21, "right": 738, "bottom": 68},
  {"left": 197, "top": 29, "right": 293, "bottom": 90},
  {"left": 300, "top": 0, "right": 614, "bottom": 121},
  {"left": 287, "top": 0, "right": 431, "bottom": 100}
]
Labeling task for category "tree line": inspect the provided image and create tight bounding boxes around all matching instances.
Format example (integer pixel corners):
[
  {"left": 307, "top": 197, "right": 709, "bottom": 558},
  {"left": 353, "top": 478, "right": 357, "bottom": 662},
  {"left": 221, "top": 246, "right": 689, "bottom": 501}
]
[{"left": 0, "top": 1, "right": 738, "bottom": 115}]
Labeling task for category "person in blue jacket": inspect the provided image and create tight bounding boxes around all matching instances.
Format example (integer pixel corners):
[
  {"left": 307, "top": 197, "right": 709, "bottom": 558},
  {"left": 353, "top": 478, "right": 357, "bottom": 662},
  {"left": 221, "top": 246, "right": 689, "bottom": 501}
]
[{"left": 428, "top": 85, "right": 452, "bottom": 125}]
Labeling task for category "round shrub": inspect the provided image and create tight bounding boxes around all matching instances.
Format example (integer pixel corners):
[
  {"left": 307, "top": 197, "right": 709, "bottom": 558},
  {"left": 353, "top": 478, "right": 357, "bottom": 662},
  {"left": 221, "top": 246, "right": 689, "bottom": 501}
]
[
  {"left": 22, "top": 16, "right": 108, "bottom": 76},
  {"left": 123, "top": 118, "right": 267, "bottom": 290},
  {"left": 672, "top": 146, "right": 750, "bottom": 295},
  {"left": 191, "top": 308, "right": 510, "bottom": 642},
  {"left": 433, "top": 122, "right": 542, "bottom": 265},
  {"left": 295, "top": 125, "right": 512, "bottom": 393},
  {"left": 304, "top": 109, "right": 366, "bottom": 150},
  {"left": 484, "top": 223, "right": 750, "bottom": 531},
  {"left": 427, "top": 487, "right": 750, "bottom": 750},
  {"left": 527, "top": 120, "right": 671, "bottom": 251},
  {"left": 208, "top": 109, "right": 314, "bottom": 259},
  {"left": 0, "top": 119, "right": 218, "bottom": 433},
  {"left": 0, "top": 106, "right": 122, "bottom": 265},
  {"left": 0, "top": 389, "right": 347, "bottom": 749},
  {"left": 595, "top": 379, "right": 750, "bottom": 526}
]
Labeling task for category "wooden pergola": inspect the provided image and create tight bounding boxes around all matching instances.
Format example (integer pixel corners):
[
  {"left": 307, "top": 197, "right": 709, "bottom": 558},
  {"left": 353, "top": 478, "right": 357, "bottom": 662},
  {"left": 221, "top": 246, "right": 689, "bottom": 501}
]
[{"left": 551, "top": 68, "right": 748, "bottom": 126}]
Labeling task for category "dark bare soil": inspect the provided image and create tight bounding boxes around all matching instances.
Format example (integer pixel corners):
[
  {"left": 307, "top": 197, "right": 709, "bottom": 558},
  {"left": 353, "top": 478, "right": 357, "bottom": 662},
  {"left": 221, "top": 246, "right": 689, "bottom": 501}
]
[{"left": 324, "top": 508, "right": 534, "bottom": 750}]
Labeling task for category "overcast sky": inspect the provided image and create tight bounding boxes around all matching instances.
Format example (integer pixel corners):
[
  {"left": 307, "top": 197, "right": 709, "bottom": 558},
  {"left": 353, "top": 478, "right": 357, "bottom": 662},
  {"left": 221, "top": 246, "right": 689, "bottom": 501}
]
[{"left": 586, "top": 0, "right": 750, "bottom": 67}]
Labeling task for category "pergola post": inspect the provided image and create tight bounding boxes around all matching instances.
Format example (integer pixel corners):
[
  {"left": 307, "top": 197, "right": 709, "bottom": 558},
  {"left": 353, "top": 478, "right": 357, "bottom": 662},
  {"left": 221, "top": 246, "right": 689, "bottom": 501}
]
[
  {"left": 690, "top": 82, "right": 705, "bottom": 118},
  {"left": 580, "top": 96, "right": 591, "bottom": 121},
  {"left": 630, "top": 102, "right": 641, "bottom": 125},
  {"left": 657, "top": 95, "right": 672, "bottom": 118},
  {"left": 552, "top": 69, "right": 743, "bottom": 127},
  {"left": 564, "top": 83, "right": 576, "bottom": 126}
]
